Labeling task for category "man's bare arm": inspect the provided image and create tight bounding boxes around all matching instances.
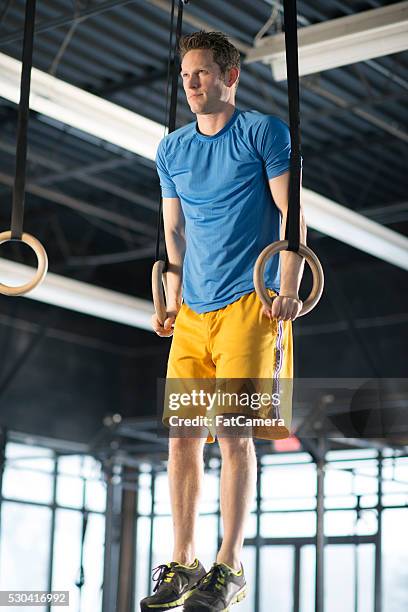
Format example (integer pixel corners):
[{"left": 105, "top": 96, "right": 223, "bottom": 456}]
[
  {"left": 267, "top": 171, "right": 307, "bottom": 320},
  {"left": 163, "top": 196, "right": 186, "bottom": 309},
  {"left": 152, "top": 196, "right": 185, "bottom": 336}
]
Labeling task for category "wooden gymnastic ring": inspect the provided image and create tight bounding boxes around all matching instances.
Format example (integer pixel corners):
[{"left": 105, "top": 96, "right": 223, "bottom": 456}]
[
  {"left": 152, "top": 259, "right": 168, "bottom": 324},
  {"left": 253, "top": 240, "right": 324, "bottom": 317},
  {"left": 0, "top": 230, "right": 48, "bottom": 296}
]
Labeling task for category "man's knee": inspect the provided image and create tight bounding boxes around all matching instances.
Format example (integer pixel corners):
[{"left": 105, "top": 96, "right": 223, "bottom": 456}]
[
  {"left": 169, "top": 431, "right": 207, "bottom": 457},
  {"left": 215, "top": 413, "right": 253, "bottom": 444},
  {"left": 218, "top": 432, "right": 255, "bottom": 457}
]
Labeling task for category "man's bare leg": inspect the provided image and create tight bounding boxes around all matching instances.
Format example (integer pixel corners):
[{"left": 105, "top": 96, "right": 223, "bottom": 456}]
[
  {"left": 168, "top": 433, "right": 207, "bottom": 565},
  {"left": 216, "top": 435, "right": 257, "bottom": 571}
]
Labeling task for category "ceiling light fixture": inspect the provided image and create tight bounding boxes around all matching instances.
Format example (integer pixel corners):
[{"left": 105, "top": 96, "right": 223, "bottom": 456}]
[{"left": 245, "top": 2, "right": 408, "bottom": 80}]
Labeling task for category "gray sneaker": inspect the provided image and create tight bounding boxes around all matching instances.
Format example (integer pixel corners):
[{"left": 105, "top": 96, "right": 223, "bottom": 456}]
[
  {"left": 140, "top": 558, "right": 207, "bottom": 611},
  {"left": 183, "top": 562, "right": 247, "bottom": 611}
]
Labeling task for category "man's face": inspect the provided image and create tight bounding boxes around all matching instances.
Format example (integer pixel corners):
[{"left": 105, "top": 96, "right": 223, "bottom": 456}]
[{"left": 181, "top": 49, "right": 236, "bottom": 114}]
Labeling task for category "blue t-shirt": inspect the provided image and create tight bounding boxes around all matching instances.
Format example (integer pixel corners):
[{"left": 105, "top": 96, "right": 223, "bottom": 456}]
[{"left": 156, "top": 108, "right": 291, "bottom": 314}]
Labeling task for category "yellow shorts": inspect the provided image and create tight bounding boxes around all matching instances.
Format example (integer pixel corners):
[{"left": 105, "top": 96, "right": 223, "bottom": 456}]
[{"left": 164, "top": 290, "right": 293, "bottom": 443}]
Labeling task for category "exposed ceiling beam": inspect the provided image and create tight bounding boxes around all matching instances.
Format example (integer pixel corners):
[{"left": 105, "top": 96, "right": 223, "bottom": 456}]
[
  {"left": 0, "top": 312, "right": 143, "bottom": 357},
  {"left": 91, "top": 64, "right": 170, "bottom": 97},
  {"left": 245, "top": 2, "right": 408, "bottom": 80},
  {"left": 302, "top": 91, "right": 408, "bottom": 123},
  {"left": 302, "top": 79, "right": 408, "bottom": 144},
  {"left": 0, "top": 138, "right": 157, "bottom": 212},
  {"left": 0, "top": 0, "right": 139, "bottom": 46},
  {"left": 360, "top": 201, "right": 408, "bottom": 225},
  {"left": 302, "top": 188, "right": 408, "bottom": 271},
  {"left": 146, "top": 0, "right": 250, "bottom": 54},
  {"left": 0, "top": 259, "right": 153, "bottom": 330},
  {"left": 296, "top": 312, "right": 408, "bottom": 336},
  {"left": 0, "top": 52, "right": 163, "bottom": 161},
  {"left": 303, "top": 133, "right": 404, "bottom": 160},
  {"left": 65, "top": 245, "right": 156, "bottom": 267},
  {"left": 0, "top": 172, "right": 156, "bottom": 236},
  {"left": 0, "top": 0, "right": 250, "bottom": 54}
]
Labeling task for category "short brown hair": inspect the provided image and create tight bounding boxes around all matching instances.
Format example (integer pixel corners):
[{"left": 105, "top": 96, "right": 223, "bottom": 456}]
[{"left": 179, "top": 31, "right": 241, "bottom": 77}]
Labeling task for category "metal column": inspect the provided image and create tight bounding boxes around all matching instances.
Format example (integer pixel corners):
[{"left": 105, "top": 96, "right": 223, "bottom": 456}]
[
  {"left": 46, "top": 455, "right": 58, "bottom": 612},
  {"left": 0, "top": 428, "right": 7, "bottom": 558},
  {"left": 294, "top": 544, "right": 301, "bottom": 612},
  {"left": 299, "top": 432, "right": 327, "bottom": 612},
  {"left": 102, "top": 461, "right": 123, "bottom": 612},
  {"left": 374, "top": 451, "right": 383, "bottom": 612},
  {"left": 315, "top": 434, "right": 327, "bottom": 612},
  {"left": 117, "top": 467, "right": 138, "bottom": 612},
  {"left": 146, "top": 469, "right": 156, "bottom": 595},
  {"left": 254, "top": 460, "right": 262, "bottom": 612}
]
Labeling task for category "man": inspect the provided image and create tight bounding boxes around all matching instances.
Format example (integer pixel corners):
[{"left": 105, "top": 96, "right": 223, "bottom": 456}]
[{"left": 141, "top": 31, "right": 306, "bottom": 612}]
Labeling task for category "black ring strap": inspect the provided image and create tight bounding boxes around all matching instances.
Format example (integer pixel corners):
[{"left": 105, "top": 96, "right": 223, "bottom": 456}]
[
  {"left": 11, "top": 0, "right": 36, "bottom": 240},
  {"left": 155, "top": 0, "right": 186, "bottom": 267},
  {"left": 283, "top": 0, "right": 302, "bottom": 253}
]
